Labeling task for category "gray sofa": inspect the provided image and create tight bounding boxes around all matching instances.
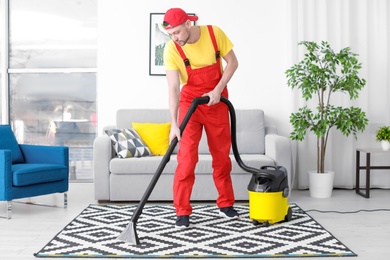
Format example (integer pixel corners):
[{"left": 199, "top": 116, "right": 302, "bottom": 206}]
[{"left": 94, "top": 108, "right": 293, "bottom": 202}]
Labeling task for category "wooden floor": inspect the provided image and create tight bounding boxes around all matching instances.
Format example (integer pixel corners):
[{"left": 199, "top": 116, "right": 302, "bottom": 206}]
[{"left": 1, "top": 183, "right": 389, "bottom": 259}]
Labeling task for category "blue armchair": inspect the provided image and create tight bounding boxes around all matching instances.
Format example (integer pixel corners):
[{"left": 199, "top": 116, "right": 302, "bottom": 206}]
[{"left": 0, "top": 125, "right": 69, "bottom": 219}]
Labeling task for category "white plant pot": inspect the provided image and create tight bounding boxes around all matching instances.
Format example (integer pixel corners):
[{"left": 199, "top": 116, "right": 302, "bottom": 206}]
[
  {"left": 308, "top": 171, "right": 335, "bottom": 198},
  {"left": 381, "top": 141, "right": 390, "bottom": 151}
]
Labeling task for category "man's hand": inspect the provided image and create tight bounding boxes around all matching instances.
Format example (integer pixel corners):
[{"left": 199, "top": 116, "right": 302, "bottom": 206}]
[
  {"left": 169, "top": 124, "right": 181, "bottom": 143},
  {"left": 202, "top": 90, "right": 221, "bottom": 106}
]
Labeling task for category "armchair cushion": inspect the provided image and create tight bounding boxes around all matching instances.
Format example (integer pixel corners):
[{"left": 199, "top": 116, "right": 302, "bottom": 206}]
[
  {"left": 0, "top": 125, "right": 24, "bottom": 163},
  {"left": 12, "top": 164, "right": 68, "bottom": 187}
]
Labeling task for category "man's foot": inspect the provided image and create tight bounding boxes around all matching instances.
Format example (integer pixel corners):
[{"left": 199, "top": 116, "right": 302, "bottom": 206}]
[
  {"left": 219, "top": 206, "right": 239, "bottom": 219},
  {"left": 175, "top": 215, "right": 190, "bottom": 228}
]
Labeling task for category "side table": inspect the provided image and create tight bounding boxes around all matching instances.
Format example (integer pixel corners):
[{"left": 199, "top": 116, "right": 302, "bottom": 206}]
[{"left": 356, "top": 148, "right": 390, "bottom": 198}]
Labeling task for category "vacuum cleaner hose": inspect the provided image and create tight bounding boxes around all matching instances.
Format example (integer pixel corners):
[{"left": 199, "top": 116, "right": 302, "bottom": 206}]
[{"left": 194, "top": 96, "right": 276, "bottom": 181}]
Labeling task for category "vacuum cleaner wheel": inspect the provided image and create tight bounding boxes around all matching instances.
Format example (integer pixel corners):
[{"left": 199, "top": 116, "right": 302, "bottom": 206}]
[
  {"left": 252, "top": 219, "right": 270, "bottom": 227},
  {"left": 284, "top": 206, "right": 293, "bottom": 222}
]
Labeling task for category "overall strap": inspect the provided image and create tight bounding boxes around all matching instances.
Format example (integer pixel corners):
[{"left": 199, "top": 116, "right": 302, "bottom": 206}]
[
  {"left": 207, "top": 25, "right": 220, "bottom": 60},
  {"left": 174, "top": 42, "right": 190, "bottom": 68}
]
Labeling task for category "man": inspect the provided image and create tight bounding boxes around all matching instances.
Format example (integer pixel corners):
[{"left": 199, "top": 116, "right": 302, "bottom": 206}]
[{"left": 163, "top": 8, "right": 239, "bottom": 228}]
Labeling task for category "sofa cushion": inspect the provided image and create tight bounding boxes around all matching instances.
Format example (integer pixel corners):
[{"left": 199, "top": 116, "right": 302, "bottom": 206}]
[
  {"left": 105, "top": 128, "right": 151, "bottom": 158},
  {"left": 132, "top": 122, "right": 171, "bottom": 156},
  {"left": 234, "top": 109, "right": 266, "bottom": 154},
  {"left": 196, "top": 110, "right": 266, "bottom": 154},
  {"left": 0, "top": 125, "right": 25, "bottom": 163},
  {"left": 12, "top": 163, "right": 68, "bottom": 186}
]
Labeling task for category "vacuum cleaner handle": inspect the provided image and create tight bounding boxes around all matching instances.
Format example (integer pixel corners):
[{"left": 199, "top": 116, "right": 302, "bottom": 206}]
[
  {"left": 166, "top": 97, "right": 210, "bottom": 156},
  {"left": 179, "top": 96, "right": 210, "bottom": 134}
]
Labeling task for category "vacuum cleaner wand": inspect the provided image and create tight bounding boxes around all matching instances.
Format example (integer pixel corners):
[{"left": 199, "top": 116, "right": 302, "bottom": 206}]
[{"left": 117, "top": 96, "right": 210, "bottom": 245}]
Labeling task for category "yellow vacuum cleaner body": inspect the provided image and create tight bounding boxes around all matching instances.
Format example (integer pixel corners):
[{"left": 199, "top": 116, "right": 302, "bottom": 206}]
[{"left": 248, "top": 166, "right": 291, "bottom": 226}]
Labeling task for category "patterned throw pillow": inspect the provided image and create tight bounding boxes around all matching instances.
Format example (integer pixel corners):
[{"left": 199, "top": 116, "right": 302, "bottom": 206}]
[{"left": 105, "top": 128, "right": 151, "bottom": 158}]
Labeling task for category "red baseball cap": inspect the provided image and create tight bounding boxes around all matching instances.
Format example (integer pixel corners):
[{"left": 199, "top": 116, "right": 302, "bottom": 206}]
[{"left": 163, "top": 8, "right": 198, "bottom": 30}]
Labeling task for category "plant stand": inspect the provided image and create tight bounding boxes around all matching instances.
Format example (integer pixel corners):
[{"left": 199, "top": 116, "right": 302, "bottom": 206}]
[{"left": 356, "top": 148, "right": 390, "bottom": 198}]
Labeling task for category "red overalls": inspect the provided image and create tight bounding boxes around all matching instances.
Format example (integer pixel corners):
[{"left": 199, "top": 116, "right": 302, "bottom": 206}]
[{"left": 173, "top": 25, "right": 235, "bottom": 216}]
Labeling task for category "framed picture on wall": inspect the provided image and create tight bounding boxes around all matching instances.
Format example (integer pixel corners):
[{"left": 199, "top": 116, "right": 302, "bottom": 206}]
[{"left": 149, "top": 12, "right": 196, "bottom": 76}]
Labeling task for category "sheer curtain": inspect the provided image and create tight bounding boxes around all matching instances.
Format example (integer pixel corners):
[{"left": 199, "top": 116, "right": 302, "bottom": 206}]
[{"left": 287, "top": 0, "right": 390, "bottom": 189}]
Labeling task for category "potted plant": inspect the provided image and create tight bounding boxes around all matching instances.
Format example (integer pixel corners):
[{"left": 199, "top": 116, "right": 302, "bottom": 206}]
[
  {"left": 285, "top": 41, "right": 369, "bottom": 198},
  {"left": 376, "top": 126, "right": 390, "bottom": 151}
]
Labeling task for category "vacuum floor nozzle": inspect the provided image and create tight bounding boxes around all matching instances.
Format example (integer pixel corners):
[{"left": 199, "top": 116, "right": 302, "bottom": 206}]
[{"left": 117, "top": 221, "right": 139, "bottom": 245}]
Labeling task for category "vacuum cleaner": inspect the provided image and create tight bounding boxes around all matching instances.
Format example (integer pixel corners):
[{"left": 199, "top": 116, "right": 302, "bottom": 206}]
[
  {"left": 117, "top": 96, "right": 291, "bottom": 245},
  {"left": 248, "top": 165, "right": 291, "bottom": 226}
]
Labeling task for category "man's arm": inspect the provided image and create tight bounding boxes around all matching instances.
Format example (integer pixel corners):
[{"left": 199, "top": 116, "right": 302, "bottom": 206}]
[
  {"left": 166, "top": 69, "right": 182, "bottom": 142},
  {"left": 203, "top": 49, "right": 239, "bottom": 106}
]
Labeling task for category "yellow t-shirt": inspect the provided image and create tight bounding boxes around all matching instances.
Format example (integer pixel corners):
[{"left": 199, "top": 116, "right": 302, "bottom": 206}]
[{"left": 163, "top": 25, "right": 234, "bottom": 85}]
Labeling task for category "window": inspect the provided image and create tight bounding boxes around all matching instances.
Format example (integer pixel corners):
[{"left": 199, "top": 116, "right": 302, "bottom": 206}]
[
  {"left": 3, "top": 0, "right": 97, "bottom": 181},
  {"left": 0, "top": 0, "right": 5, "bottom": 125},
  {"left": 9, "top": 0, "right": 96, "bottom": 68}
]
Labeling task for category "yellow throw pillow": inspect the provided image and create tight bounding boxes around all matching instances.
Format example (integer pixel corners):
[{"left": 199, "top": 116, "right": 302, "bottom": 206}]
[{"left": 132, "top": 122, "right": 171, "bottom": 156}]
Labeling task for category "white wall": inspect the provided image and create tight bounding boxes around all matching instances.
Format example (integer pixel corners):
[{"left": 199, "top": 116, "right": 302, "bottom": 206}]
[
  {"left": 97, "top": 0, "right": 390, "bottom": 189},
  {"left": 97, "top": 0, "right": 291, "bottom": 137}
]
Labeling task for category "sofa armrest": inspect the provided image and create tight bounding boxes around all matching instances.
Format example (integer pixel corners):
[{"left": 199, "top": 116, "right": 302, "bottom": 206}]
[
  {"left": 19, "top": 144, "right": 69, "bottom": 167},
  {"left": 265, "top": 134, "right": 294, "bottom": 194},
  {"left": 0, "top": 150, "right": 13, "bottom": 201},
  {"left": 93, "top": 135, "right": 113, "bottom": 201}
]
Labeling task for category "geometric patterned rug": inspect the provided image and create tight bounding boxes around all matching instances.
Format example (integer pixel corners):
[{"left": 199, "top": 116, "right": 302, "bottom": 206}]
[{"left": 34, "top": 203, "right": 357, "bottom": 258}]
